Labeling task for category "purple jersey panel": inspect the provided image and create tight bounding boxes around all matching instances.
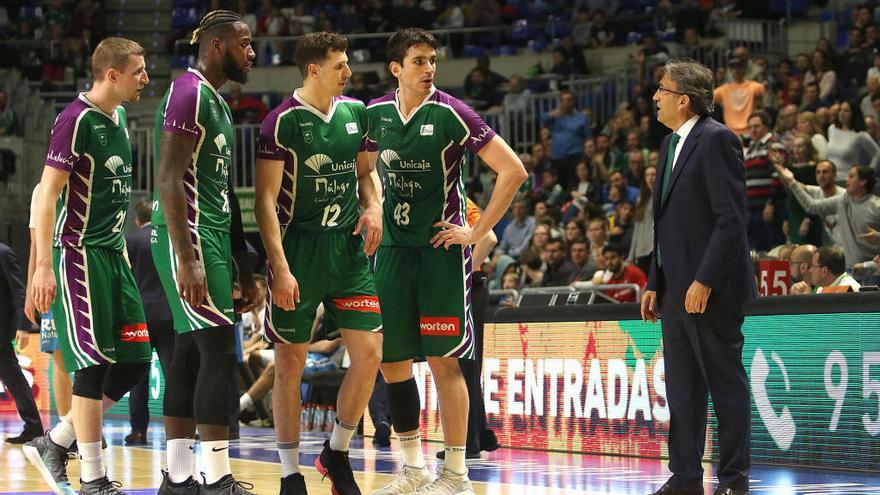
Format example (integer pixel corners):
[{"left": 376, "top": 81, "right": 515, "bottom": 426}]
[
  {"left": 45, "top": 99, "right": 89, "bottom": 172},
  {"left": 162, "top": 72, "right": 202, "bottom": 140},
  {"left": 440, "top": 91, "right": 496, "bottom": 154}
]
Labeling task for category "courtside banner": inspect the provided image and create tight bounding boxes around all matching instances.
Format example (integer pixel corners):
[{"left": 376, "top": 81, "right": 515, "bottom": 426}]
[{"left": 405, "top": 294, "right": 880, "bottom": 470}]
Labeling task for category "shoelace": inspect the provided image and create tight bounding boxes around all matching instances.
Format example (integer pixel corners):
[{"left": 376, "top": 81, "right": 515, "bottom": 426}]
[
  {"left": 90, "top": 478, "right": 123, "bottom": 494},
  {"left": 230, "top": 479, "right": 255, "bottom": 492}
]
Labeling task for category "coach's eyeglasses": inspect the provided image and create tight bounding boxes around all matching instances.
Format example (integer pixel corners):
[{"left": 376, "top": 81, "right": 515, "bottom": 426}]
[{"left": 656, "top": 85, "right": 687, "bottom": 97}]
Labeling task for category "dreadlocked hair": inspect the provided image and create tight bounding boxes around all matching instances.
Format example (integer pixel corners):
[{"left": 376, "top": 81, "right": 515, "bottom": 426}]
[{"left": 190, "top": 10, "right": 243, "bottom": 45}]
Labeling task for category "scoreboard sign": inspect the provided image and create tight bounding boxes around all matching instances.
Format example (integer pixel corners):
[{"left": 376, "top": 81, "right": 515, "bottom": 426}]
[{"left": 412, "top": 313, "right": 880, "bottom": 470}]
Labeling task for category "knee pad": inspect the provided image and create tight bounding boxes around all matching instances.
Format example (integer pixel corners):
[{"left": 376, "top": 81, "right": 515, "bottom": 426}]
[
  {"left": 103, "top": 362, "right": 150, "bottom": 402},
  {"left": 192, "top": 326, "right": 238, "bottom": 426},
  {"left": 387, "top": 377, "right": 421, "bottom": 433},
  {"left": 164, "top": 332, "right": 199, "bottom": 418},
  {"left": 73, "top": 365, "right": 110, "bottom": 400}
]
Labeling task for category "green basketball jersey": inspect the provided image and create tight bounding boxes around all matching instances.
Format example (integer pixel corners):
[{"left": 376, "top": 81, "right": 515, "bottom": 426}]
[
  {"left": 152, "top": 68, "right": 234, "bottom": 232},
  {"left": 365, "top": 88, "right": 496, "bottom": 247},
  {"left": 45, "top": 94, "right": 134, "bottom": 252},
  {"left": 257, "top": 90, "right": 368, "bottom": 233}
]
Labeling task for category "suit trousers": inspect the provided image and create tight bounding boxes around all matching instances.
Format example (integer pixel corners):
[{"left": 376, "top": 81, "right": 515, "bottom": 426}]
[
  {"left": 661, "top": 310, "right": 751, "bottom": 491},
  {"left": 460, "top": 270, "right": 492, "bottom": 452},
  {"left": 128, "top": 320, "right": 175, "bottom": 433},
  {"left": 0, "top": 339, "right": 42, "bottom": 431}
]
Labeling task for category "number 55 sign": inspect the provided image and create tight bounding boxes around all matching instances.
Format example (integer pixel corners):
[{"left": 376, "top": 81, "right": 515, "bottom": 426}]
[{"left": 759, "top": 260, "right": 790, "bottom": 296}]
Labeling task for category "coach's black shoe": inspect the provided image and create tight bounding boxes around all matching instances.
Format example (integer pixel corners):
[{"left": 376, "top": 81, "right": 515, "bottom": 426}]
[
  {"left": 124, "top": 431, "right": 147, "bottom": 446},
  {"left": 649, "top": 478, "right": 704, "bottom": 495},
  {"left": 78, "top": 476, "right": 128, "bottom": 495},
  {"left": 713, "top": 488, "right": 748, "bottom": 495},
  {"left": 23, "top": 434, "right": 76, "bottom": 495},
  {"left": 158, "top": 470, "right": 200, "bottom": 495},
  {"left": 5, "top": 424, "right": 43, "bottom": 444},
  {"left": 315, "top": 440, "right": 360, "bottom": 495},
  {"left": 280, "top": 473, "right": 308, "bottom": 494},
  {"left": 371, "top": 422, "right": 391, "bottom": 448},
  {"left": 201, "top": 474, "right": 256, "bottom": 495}
]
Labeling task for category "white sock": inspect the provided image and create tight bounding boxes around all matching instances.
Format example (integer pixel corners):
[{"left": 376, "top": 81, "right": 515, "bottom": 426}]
[
  {"left": 201, "top": 440, "right": 231, "bottom": 485},
  {"left": 398, "top": 432, "right": 425, "bottom": 469},
  {"left": 277, "top": 441, "right": 300, "bottom": 478},
  {"left": 443, "top": 446, "right": 467, "bottom": 475},
  {"left": 166, "top": 438, "right": 195, "bottom": 484},
  {"left": 328, "top": 419, "right": 357, "bottom": 452},
  {"left": 48, "top": 418, "right": 76, "bottom": 449},
  {"left": 239, "top": 393, "right": 254, "bottom": 412},
  {"left": 79, "top": 441, "right": 105, "bottom": 483}
]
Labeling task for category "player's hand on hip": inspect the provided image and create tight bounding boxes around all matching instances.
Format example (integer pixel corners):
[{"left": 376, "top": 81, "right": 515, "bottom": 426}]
[
  {"left": 178, "top": 260, "right": 208, "bottom": 308},
  {"left": 431, "top": 221, "right": 475, "bottom": 249},
  {"left": 271, "top": 268, "right": 300, "bottom": 311},
  {"left": 33, "top": 265, "right": 56, "bottom": 314},
  {"left": 684, "top": 279, "right": 712, "bottom": 314},
  {"left": 354, "top": 204, "right": 383, "bottom": 256},
  {"left": 640, "top": 290, "right": 658, "bottom": 323}
]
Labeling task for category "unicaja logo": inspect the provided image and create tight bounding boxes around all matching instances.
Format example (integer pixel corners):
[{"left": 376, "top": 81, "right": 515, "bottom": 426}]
[
  {"left": 214, "top": 134, "right": 228, "bottom": 152},
  {"left": 379, "top": 149, "right": 400, "bottom": 166},
  {"left": 104, "top": 155, "right": 124, "bottom": 174},
  {"left": 305, "top": 153, "right": 332, "bottom": 174}
]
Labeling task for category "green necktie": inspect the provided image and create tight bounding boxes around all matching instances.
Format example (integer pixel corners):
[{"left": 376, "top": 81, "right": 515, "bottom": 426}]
[
  {"left": 657, "top": 132, "right": 680, "bottom": 269},
  {"left": 661, "top": 132, "right": 681, "bottom": 205}
]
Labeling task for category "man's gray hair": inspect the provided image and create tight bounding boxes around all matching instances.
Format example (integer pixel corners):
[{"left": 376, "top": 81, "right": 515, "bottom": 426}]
[{"left": 663, "top": 59, "right": 715, "bottom": 117}]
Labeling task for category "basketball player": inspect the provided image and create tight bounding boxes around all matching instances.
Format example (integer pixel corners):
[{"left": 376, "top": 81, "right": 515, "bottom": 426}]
[
  {"left": 151, "top": 10, "right": 257, "bottom": 495},
  {"left": 25, "top": 38, "right": 152, "bottom": 495},
  {"left": 366, "top": 28, "right": 526, "bottom": 495},
  {"left": 255, "top": 32, "right": 384, "bottom": 495}
]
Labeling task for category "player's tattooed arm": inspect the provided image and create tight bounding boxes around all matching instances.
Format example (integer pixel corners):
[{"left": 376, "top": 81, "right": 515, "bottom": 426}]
[
  {"left": 354, "top": 151, "right": 382, "bottom": 256},
  {"left": 254, "top": 157, "right": 299, "bottom": 310},
  {"left": 156, "top": 131, "right": 208, "bottom": 307}
]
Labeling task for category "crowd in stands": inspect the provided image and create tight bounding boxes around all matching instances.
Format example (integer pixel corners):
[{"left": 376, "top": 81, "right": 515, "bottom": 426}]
[
  {"left": 0, "top": 0, "right": 104, "bottom": 84},
  {"left": 460, "top": 6, "right": 880, "bottom": 301}
]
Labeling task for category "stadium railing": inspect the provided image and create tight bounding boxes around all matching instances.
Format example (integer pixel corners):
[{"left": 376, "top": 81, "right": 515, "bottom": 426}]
[{"left": 489, "top": 283, "right": 642, "bottom": 308}]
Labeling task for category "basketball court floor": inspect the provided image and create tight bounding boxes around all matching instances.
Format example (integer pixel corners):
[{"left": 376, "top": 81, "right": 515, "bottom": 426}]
[{"left": 2, "top": 413, "right": 879, "bottom": 494}]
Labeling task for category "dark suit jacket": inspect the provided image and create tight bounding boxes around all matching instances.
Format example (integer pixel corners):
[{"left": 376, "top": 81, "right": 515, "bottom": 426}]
[
  {"left": 646, "top": 116, "right": 757, "bottom": 319},
  {"left": 0, "top": 243, "right": 27, "bottom": 341},
  {"left": 126, "top": 225, "right": 173, "bottom": 324}
]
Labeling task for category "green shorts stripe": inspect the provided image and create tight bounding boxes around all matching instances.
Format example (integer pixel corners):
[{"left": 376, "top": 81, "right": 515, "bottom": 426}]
[
  {"left": 374, "top": 245, "right": 474, "bottom": 362},
  {"left": 265, "top": 230, "right": 382, "bottom": 344},
  {"left": 52, "top": 246, "right": 151, "bottom": 372},
  {"left": 151, "top": 226, "right": 235, "bottom": 333}
]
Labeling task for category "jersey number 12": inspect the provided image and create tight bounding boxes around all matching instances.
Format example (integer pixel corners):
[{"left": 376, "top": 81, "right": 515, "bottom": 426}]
[{"left": 322, "top": 203, "right": 341, "bottom": 227}]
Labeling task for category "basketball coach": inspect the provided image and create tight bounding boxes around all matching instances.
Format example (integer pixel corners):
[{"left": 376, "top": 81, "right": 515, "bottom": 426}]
[{"left": 642, "top": 60, "right": 757, "bottom": 495}]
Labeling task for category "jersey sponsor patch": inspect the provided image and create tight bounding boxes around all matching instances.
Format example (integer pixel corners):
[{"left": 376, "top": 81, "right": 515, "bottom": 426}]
[
  {"left": 420, "top": 124, "right": 434, "bottom": 136},
  {"left": 334, "top": 295, "right": 381, "bottom": 314},
  {"left": 419, "top": 317, "right": 460, "bottom": 336},
  {"left": 120, "top": 323, "right": 150, "bottom": 343},
  {"left": 345, "top": 122, "right": 359, "bottom": 134}
]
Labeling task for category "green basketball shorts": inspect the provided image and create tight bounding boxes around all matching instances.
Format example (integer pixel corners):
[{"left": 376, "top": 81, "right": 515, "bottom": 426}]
[
  {"left": 151, "top": 226, "right": 235, "bottom": 334},
  {"left": 52, "top": 246, "right": 151, "bottom": 372},
  {"left": 265, "top": 230, "right": 382, "bottom": 344},
  {"left": 374, "top": 245, "right": 474, "bottom": 362}
]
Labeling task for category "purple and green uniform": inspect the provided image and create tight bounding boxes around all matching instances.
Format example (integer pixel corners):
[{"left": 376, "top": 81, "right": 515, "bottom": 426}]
[
  {"left": 366, "top": 88, "right": 495, "bottom": 361},
  {"left": 46, "top": 94, "right": 150, "bottom": 372},
  {"left": 151, "top": 68, "right": 236, "bottom": 333},
  {"left": 257, "top": 90, "right": 381, "bottom": 344}
]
